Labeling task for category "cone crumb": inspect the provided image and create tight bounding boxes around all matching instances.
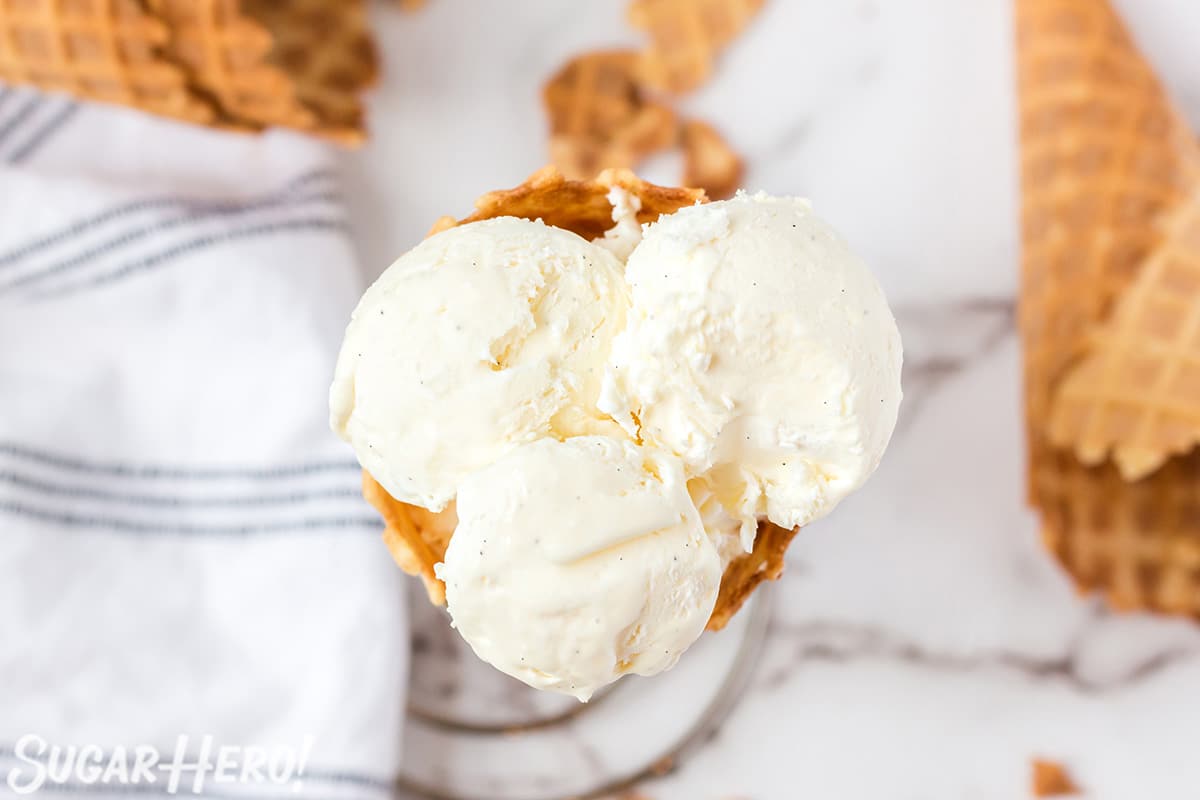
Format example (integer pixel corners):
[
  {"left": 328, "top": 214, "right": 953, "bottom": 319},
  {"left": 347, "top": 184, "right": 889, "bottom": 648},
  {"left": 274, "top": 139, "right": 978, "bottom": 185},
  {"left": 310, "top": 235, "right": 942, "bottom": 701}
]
[{"left": 1032, "top": 759, "right": 1080, "bottom": 797}]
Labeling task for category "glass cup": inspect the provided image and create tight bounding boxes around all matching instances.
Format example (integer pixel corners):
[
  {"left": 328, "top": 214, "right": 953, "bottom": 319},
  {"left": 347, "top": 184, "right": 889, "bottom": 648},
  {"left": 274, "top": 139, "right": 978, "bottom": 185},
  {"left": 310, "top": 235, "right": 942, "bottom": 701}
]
[{"left": 396, "top": 581, "right": 772, "bottom": 800}]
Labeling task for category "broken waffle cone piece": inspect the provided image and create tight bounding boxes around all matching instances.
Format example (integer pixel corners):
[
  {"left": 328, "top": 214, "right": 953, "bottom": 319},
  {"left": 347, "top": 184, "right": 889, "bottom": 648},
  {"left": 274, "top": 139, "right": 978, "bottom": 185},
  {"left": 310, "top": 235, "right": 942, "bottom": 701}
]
[
  {"left": 0, "top": 0, "right": 212, "bottom": 126},
  {"left": 1031, "top": 759, "right": 1080, "bottom": 797},
  {"left": 1018, "top": 0, "right": 1200, "bottom": 617},
  {"left": 549, "top": 102, "right": 678, "bottom": 180},
  {"left": 682, "top": 119, "right": 743, "bottom": 200},
  {"left": 627, "top": 0, "right": 764, "bottom": 93},
  {"left": 543, "top": 51, "right": 644, "bottom": 142},
  {"left": 150, "top": 0, "right": 376, "bottom": 143},
  {"left": 541, "top": 49, "right": 745, "bottom": 194},
  {"left": 0, "top": 0, "right": 376, "bottom": 144},
  {"left": 543, "top": 50, "right": 679, "bottom": 179},
  {"left": 363, "top": 166, "right": 795, "bottom": 630},
  {"left": 1049, "top": 190, "right": 1200, "bottom": 480}
]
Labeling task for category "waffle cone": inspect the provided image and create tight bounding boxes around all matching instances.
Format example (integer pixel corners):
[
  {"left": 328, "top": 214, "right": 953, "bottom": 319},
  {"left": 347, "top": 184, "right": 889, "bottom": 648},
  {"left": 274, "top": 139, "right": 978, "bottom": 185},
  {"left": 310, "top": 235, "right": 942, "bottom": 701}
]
[
  {"left": 0, "top": 0, "right": 376, "bottom": 144},
  {"left": 361, "top": 165, "right": 799, "bottom": 631},
  {"left": 1017, "top": 0, "right": 1200, "bottom": 615}
]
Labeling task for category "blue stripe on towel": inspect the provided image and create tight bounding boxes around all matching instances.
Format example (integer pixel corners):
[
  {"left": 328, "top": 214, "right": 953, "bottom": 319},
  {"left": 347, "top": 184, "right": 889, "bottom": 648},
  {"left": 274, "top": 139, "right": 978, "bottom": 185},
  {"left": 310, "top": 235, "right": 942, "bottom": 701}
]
[
  {"left": 0, "top": 169, "right": 334, "bottom": 270},
  {"left": 6, "top": 101, "right": 80, "bottom": 165},
  {"left": 31, "top": 218, "right": 349, "bottom": 301},
  {"left": 0, "top": 94, "right": 43, "bottom": 149},
  {"left": 0, "top": 193, "right": 342, "bottom": 295},
  {"left": 0, "top": 443, "right": 360, "bottom": 480},
  {"left": 0, "top": 501, "right": 379, "bottom": 535},
  {"left": 0, "top": 471, "right": 361, "bottom": 508}
]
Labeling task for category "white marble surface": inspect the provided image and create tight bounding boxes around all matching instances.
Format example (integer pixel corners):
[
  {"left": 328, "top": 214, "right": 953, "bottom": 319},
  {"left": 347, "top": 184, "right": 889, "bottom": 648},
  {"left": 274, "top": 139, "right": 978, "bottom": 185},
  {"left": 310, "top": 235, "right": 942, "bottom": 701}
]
[{"left": 338, "top": 1, "right": 1200, "bottom": 798}]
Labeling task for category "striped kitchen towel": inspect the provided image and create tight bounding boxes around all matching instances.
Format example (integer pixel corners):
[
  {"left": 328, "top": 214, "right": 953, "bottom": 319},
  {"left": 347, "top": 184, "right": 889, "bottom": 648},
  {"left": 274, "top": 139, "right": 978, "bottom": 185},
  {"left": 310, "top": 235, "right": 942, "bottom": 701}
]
[{"left": 0, "top": 86, "right": 407, "bottom": 799}]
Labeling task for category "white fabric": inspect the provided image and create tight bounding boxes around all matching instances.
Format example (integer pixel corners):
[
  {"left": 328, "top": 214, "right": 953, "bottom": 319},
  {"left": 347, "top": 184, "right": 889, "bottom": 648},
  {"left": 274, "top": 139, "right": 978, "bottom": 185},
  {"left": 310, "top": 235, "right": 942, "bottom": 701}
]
[{"left": 0, "top": 87, "right": 406, "bottom": 798}]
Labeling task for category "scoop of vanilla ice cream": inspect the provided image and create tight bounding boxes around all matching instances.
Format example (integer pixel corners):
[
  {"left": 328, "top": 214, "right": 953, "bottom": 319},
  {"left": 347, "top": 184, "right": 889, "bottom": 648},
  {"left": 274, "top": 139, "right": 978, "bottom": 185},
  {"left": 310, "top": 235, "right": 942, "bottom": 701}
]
[
  {"left": 599, "top": 193, "right": 902, "bottom": 546},
  {"left": 436, "top": 436, "right": 720, "bottom": 701},
  {"left": 330, "top": 217, "right": 629, "bottom": 510}
]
